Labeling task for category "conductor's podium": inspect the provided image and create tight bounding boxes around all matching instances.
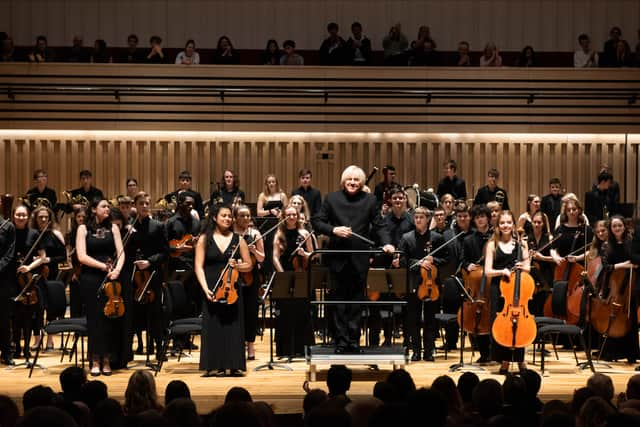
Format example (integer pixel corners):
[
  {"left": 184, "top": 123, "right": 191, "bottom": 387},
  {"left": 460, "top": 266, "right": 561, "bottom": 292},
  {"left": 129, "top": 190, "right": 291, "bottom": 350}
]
[{"left": 305, "top": 344, "right": 408, "bottom": 381}]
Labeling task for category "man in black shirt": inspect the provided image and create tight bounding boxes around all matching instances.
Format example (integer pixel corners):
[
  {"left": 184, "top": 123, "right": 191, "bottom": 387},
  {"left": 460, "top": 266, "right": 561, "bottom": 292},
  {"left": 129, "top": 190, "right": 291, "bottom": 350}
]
[
  {"left": 291, "top": 168, "right": 322, "bottom": 217},
  {"left": 313, "top": 165, "right": 394, "bottom": 353},
  {"left": 374, "top": 165, "right": 401, "bottom": 211},
  {"left": 436, "top": 160, "right": 467, "bottom": 200},
  {"left": 541, "top": 177, "right": 563, "bottom": 229},
  {"left": 121, "top": 34, "right": 146, "bottom": 63},
  {"left": 585, "top": 171, "right": 617, "bottom": 223},
  {"left": 474, "top": 168, "right": 509, "bottom": 210},
  {"left": 67, "top": 170, "right": 104, "bottom": 212},
  {"left": 164, "top": 170, "right": 204, "bottom": 219},
  {"left": 25, "top": 169, "right": 57, "bottom": 211}
]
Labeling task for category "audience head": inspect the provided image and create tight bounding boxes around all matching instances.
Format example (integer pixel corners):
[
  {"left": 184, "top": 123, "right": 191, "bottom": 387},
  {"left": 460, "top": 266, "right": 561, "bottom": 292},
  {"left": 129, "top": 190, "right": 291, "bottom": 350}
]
[
  {"left": 385, "top": 369, "right": 416, "bottom": 402},
  {"left": 627, "top": 374, "right": 640, "bottom": 400},
  {"left": 431, "top": 375, "right": 462, "bottom": 414},
  {"left": 587, "top": 373, "right": 615, "bottom": 402},
  {"left": 345, "top": 397, "right": 382, "bottom": 427},
  {"left": 92, "top": 398, "right": 125, "bottom": 427},
  {"left": 0, "top": 394, "right": 19, "bottom": 427},
  {"left": 327, "top": 22, "right": 339, "bottom": 36},
  {"left": 372, "top": 381, "right": 395, "bottom": 403},
  {"left": 60, "top": 366, "right": 87, "bottom": 403},
  {"left": 327, "top": 365, "right": 352, "bottom": 398},
  {"left": 124, "top": 370, "right": 160, "bottom": 416},
  {"left": 165, "top": 380, "right": 191, "bottom": 406},
  {"left": 578, "top": 396, "right": 616, "bottom": 427},
  {"left": 472, "top": 378, "right": 503, "bottom": 419},
  {"left": 212, "top": 402, "right": 261, "bottom": 427},
  {"left": 303, "top": 389, "right": 329, "bottom": 418},
  {"left": 305, "top": 400, "right": 351, "bottom": 427},
  {"left": 163, "top": 398, "right": 201, "bottom": 427},
  {"left": 81, "top": 380, "right": 108, "bottom": 412},
  {"left": 457, "top": 371, "right": 480, "bottom": 404},
  {"left": 18, "top": 406, "right": 78, "bottom": 427},
  {"left": 408, "top": 388, "right": 447, "bottom": 427},
  {"left": 224, "top": 386, "right": 253, "bottom": 404},
  {"left": 23, "top": 385, "right": 56, "bottom": 412}
]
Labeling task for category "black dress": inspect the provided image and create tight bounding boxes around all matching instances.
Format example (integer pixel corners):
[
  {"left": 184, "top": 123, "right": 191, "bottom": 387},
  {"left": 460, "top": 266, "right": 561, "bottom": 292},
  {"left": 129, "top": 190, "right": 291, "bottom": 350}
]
[
  {"left": 81, "top": 225, "right": 123, "bottom": 359},
  {"left": 261, "top": 199, "right": 283, "bottom": 275},
  {"left": 490, "top": 241, "right": 525, "bottom": 362},
  {"left": 200, "top": 233, "right": 246, "bottom": 372},
  {"left": 240, "top": 229, "right": 260, "bottom": 344}
]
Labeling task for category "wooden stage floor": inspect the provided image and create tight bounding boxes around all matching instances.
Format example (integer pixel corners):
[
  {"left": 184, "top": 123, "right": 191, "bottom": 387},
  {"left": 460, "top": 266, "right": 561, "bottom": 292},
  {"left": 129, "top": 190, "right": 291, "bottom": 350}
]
[{"left": 1, "top": 331, "right": 637, "bottom": 414}]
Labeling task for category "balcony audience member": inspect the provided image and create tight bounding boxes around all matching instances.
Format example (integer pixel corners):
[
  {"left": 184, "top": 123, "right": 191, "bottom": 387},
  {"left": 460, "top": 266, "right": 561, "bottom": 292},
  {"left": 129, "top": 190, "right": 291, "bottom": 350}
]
[
  {"left": 90, "top": 39, "right": 111, "bottom": 63},
  {"left": 121, "top": 34, "right": 146, "bottom": 63},
  {"left": 146, "top": 35, "right": 166, "bottom": 64},
  {"left": 175, "top": 39, "right": 200, "bottom": 65},
  {"left": 214, "top": 36, "right": 240, "bottom": 64},
  {"left": 479, "top": 42, "right": 502, "bottom": 67},
  {"left": 412, "top": 26, "right": 436, "bottom": 49},
  {"left": 320, "top": 22, "right": 348, "bottom": 65},
  {"left": 68, "top": 35, "right": 89, "bottom": 63},
  {"left": 600, "top": 26, "right": 622, "bottom": 67},
  {"left": 574, "top": 34, "right": 599, "bottom": 68},
  {"left": 382, "top": 23, "right": 408, "bottom": 65},
  {"left": 602, "top": 39, "right": 634, "bottom": 67},
  {"left": 515, "top": 45, "right": 536, "bottom": 67},
  {"left": 0, "top": 36, "right": 16, "bottom": 62},
  {"left": 635, "top": 28, "right": 640, "bottom": 67},
  {"left": 409, "top": 38, "right": 439, "bottom": 66},
  {"left": 261, "top": 39, "right": 280, "bottom": 65},
  {"left": 28, "top": 35, "right": 55, "bottom": 63},
  {"left": 280, "top": 40, "right": 304, "bottom": 65},
  {"left": 346, "top": 21, "right": 372, "bottom": 65},
  {"left": 454, "top": 41, "right": 472, "bottom": 66}
]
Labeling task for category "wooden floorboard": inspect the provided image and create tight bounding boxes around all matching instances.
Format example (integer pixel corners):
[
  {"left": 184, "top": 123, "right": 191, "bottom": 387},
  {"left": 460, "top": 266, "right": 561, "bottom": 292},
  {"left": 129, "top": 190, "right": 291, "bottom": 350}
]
[{"left": 0, "top": 332, "right": 636, "bottom": 414}]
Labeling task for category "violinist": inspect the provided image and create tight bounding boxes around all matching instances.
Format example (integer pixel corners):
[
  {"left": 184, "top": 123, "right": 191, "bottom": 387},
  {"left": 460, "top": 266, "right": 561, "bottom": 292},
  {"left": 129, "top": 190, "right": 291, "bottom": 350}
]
[
  {"left": 517, "top": 194, "right": 542, "bottom": 236},
  {"left": 0, "top": 200, "right": 17, "bottom": 365},
  {"left": 11, "top": 204, "right": 42, "bottom": 362},
  {"left": 439, "top": 194, "right": 456, "bottom": 229},
  {"left": 291, "top": 168, "right": 322, "bottom": 217},
  {"left": 194, "top": 204, "right": 252, "bottom": 377},
  {"left": 76, "top": 199, "right": 125, "bottom": 376},
  {"left": 127, "top": 192, "right": 169, "bottom": 363},
  {"left": 210, "top": 169, "right": 246, "bottom": 210},
  {"left": 461, "top": 204, "right": 493, "bottom": 363},
  {"left": 30, "top": 206, "right": 66, "bottom": 352},
  {"left": 65, "top": 206, "right": 86, "bottom": 317},
  {"left": 596, "top": 216, "right": 639, "bottom": 363},
  {"left": 550, "top": 198, "right": 593, "bottom": 269},
  {"left": 396, "top": 206, "right": 446, "bottom": 362},
  {"left": 272, "top": 205, "right": 315, "bottom": 358},
  {"left": 484, "top": 210, "right": 530, "bottom": 374},
  {"left": 528, "top": 211, "right": 555, "bottom": 316},
  {"left": 25, "top": 169, "right": 57, "bottom": 213},
  {"left": 233, "top": 204, "right": 265, "bottom": 361},
  {"left": 257, "top": 174, "right": 288, "bottom": 276}
]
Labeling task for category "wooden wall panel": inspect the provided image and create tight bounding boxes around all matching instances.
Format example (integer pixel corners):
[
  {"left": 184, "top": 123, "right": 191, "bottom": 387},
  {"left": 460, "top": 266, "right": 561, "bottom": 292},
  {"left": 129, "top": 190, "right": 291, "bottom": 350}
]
[
  {"left": 3, "top": 0, "right": 638, "bottom": 51},
  {"left": 1, "top": 132, "right": 638, "bottom": 220}
]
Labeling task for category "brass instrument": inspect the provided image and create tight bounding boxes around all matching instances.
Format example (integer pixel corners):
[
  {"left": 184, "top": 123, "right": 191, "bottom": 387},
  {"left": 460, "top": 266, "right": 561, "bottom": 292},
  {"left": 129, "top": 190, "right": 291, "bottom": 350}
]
[
  {"left": 63, "top": 190, "right": 89, "bottom": 209},
  {"left": 495, "top": 190, "right": 506, "bottom": 208}
]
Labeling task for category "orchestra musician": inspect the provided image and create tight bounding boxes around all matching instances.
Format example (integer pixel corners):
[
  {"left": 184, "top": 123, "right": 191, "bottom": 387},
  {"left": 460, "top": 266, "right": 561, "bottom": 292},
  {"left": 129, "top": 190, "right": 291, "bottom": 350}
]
[
  {"left": 585, "top": 170, "right": 617, "bottom": 224},
  {"left": 126, "top": 178, "right": 139, "bottom": 199},
  {"left": 210, "top": 169, "right": 245, "bottom": 209},
  {"left": 550, "top": 197, "right": 593, "bottom": 267},
  {"left": 25, "top": 169, "right": 57, "bottom": 212},
  {"left": 517, "top": 194, "right": 542, "bottom": 236},
  {"left": 461, "top": 204, "right": 493, "bottom": 363},
  {"left": 233, "top": 204, "right": 265, "bottom": 361},
  {"left": 313, "top": 165, "right": 394, "bottom": 354},
  {"left": 257, "top": 174, "right": 288, "bottom": 275},
  {"left": 291, "top": 168, "right": 322, "bottom": 217},
  {"left": 0, "top": 197, "right": 17, "bottom": 365},
  {"left": 474, "top": 168, "right": 510, "bottom": 211},
  {"left": 272, "top": 205, "right": 315, "bottom": 357},
  {"left": 66, "top": 206, "right": 87, "bottom": 318},
  {"left": 76, "top": 199, "right": 125, "bottom": 376},
  {"left": 527, "top": 210, "right": 555, "bottom": 316},
  {"left": 67, "top": 170, "right": 104, "bottom": 212},
  {"left": 373, "top": 165, "right": 401, "bottom": 211},
  {"left": 541, "top": 178, "right": 563, "bottom": 228},
  {"left": 30, "top": 206, "right": 66, "bottom": 352},
  {"left": 436, "top": 160, "right": 467, "bottom": 201},
  {"left": 127, "top": 192, "right": 169, "bottom": 363},
  {"left": 164, "top": 171, "right": 204, "bottom": 218},
  {"left": 194, "top": 204, "right": 253, "bottom": 377},
  {"left": 487, "top": 201, "right": 501, "bottom": 230},
  {"left": 484, "top": 210, "right": 530, "bottom": 374},
  {"left": 395, "top": 206, "right": 446, "bottom": 361}
]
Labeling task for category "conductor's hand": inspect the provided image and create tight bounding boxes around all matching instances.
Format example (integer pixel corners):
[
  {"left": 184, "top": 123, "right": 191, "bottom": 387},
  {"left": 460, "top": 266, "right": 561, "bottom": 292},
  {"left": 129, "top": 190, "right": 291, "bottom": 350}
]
[
  {"left": 382, "top": 244, "right": 395, "bottom": 254},
  {"left": 333, "top": 226, "right": 352, "bottom": 238}
]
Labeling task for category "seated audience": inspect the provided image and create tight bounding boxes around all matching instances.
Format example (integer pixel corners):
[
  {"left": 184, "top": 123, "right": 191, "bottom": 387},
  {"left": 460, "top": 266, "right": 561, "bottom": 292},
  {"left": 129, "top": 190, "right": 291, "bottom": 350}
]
[
  {"left": 124, "top": 370, "right": 162, "bottom": 416},
  {"left": 600, "top": 26, "right": 622, "bottom": 67},
  {"left": 480, "top": 42, "right": 502, "bottom": 66},
  {"left": 574, "top": 33, "right": 599, "bottom": 67},
  {"left": 455, "top": 41, "right": 472, "bottom": 66},
  {"left": 90, "top": 39, "right": 111, "bottom": 63},
  {"left": 28, "top": 35, "right": 55, "bottom": 62},
  {"left": 327, "top": 365, "right": 352, "bottom": 401},
  {"left": 224, "top": 387, "right": 253, "bottom": 404},
  {"left": 214, "top": 35, "right": 240, "bottom": 64},
  {"left": 146, "top": 35, "right": 166, "bottom": 63},
  {"left": 164, "top": 398, "right": 202, "bottom": 427},
  {"left": 122, "top": 34, "right": 146, "bottom": 63},
  {"left": 280, "top": 39, "right": 304, "bottom": 65},
  {"left": 0, "top": 36, "right": 16, "bottom": 62},
  {"left": 0, "top": 395, "right": 19, "bottom": 427},
  {"left": 261, "top": 39, "right": 280, "bottom": 65},
  {"left": 516, "top": 45, "right": 537, "bottom": 66},
  {"left": 68, "top": 35, "right": 89, "bottom": 63},
  {"left": 320, "top": 22, "right": 347, "bottom": 65},
  {"left": 165, "top": 380, "right": 191, "bottom": 406},
  {"left": 346, "top": 21, "right": 372, "bottom": 65},
  {"left": 175, "top": 39, "right": 200, "bottom": 65},
  {"left": 59, "top": 366, "right": 87, "bottom": 403},
  {"left": 382, "top": 22, "right": 408, "bottom": 65},
  {"left": 93, "top": 398, "right": 125, "bottom": 427}
]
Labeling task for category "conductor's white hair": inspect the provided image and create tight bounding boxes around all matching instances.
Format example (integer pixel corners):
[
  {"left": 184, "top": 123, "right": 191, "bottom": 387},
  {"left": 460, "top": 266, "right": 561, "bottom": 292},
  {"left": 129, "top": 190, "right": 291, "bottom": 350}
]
[{"left": 340, "top": 165, "right": 366, "bottom": 187}]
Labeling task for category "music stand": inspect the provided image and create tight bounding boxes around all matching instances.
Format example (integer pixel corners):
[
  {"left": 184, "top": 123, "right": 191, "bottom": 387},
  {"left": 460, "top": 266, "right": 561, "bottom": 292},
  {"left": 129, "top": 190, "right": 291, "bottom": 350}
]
[
  {"left": 365, "top": 269, "right": 390, "bottom": 347},
  {"left": 254, "top": 272, "right": 293, "bottom": 371},
  {"left": 448, "top": 275, "right": 486, "bottom": 372}
]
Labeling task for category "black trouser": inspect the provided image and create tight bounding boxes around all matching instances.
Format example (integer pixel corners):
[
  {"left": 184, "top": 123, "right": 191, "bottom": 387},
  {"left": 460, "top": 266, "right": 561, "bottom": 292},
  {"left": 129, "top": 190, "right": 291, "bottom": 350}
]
[
  {"left": 12, "top": 302, "right": 36, "bottom": 357},
  {"left": 442, "top": 277, "right": 462, "bottom": 349},
  {"left": 330, "top": 268, "right": 366, "bottom": 349},
  {"left": 0, "top": 285, "right": 13, "bottom": 357},
  {"left": 406, "top": 293, "right": 437, "bottom": 355}
]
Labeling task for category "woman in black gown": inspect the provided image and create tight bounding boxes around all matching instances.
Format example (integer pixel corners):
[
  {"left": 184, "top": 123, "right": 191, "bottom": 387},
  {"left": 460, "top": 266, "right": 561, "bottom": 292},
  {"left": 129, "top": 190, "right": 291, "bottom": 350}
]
[
  {"left": 76, "top": 199, "right": 125, "bottom": 376},
  {"left": 484, "top": 210, "right": 531, "bottom": 374},
  {"left": 256, "top": 174, "right": 288, "bottom": 275},
  {"left": 194, "top": 204, "right": 252, "bottom": 377}
]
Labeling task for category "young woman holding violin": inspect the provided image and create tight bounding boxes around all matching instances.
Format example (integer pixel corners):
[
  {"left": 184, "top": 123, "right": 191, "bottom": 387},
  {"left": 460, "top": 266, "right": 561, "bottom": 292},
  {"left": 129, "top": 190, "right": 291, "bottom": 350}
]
[
  {"left": 0, "top": 201, "right": 16, "bottom": 366},
  {"left": 272, "top": 205, "right": 315, "bottom": 357},
  {"left": 194, "top": 204, "right": 252, "bottom": 377},
  {"left": 30, "top": 205, "right": 66, "bottom": 352},
  {"left": 591, "top": 215, "right": 639, "bottom": 363},
  {"left": 517, "top": 194, "right": 542, "bottom": 236},
  {"left": 528, "top": 210, "right": 555, "bottom": 316},
  {"left": 484, "top": 210, "right": 531, "bottom": 374},
  {"left": 76, "top": 199, "right": 125, "bottom": 376},
  {"left": 11, "top": 204, "right": 43, "bottom": 361},
  {"left": 66, "top": 206, "right": 87, "bottom": 318},
  {"left": 233, "top": 204, "right": 265, "bottom": 360},
  {"left": 257, "top": 174, "right": 288, "bottom": 275}
]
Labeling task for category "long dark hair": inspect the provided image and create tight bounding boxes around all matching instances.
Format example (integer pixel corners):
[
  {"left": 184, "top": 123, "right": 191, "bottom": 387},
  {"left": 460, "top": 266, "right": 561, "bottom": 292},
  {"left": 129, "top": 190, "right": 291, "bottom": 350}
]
[{"left": 85, "top": 199, "right": 112, "bottom": 234}]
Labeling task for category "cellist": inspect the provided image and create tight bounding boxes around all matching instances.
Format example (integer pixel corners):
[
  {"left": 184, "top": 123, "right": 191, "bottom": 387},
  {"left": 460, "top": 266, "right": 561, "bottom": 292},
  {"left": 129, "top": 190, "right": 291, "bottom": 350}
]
[
  {"left": 461, "top": 204, "right": 493, "bottom": 363},
  {"left": 484, "top": 210, "right": 531, "bottom": 374},
  {"left": 395, "top": 206, "right": 446, "bottom": 362},
  {"left": 596, "top": 215, "right": 639, "bottom": 363}
]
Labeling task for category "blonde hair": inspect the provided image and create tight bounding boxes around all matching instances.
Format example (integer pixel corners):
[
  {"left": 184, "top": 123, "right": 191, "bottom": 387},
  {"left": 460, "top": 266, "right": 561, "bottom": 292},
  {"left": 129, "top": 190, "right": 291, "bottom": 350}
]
[
  {"left": 491, "top": 210, "right": 516, "bottom": 244},
  {"left": 275, "top": 205, "right": 304, "bottom": 254},
  {"left": 289, "top": 194, "right": 311, "bottom": 221}
]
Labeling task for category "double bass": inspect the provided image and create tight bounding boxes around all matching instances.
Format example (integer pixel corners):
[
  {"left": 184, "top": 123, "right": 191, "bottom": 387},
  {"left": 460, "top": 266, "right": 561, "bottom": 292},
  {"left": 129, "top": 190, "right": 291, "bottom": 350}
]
[{"left": 491, "top": 232, "right": 537, "bottom": 349}]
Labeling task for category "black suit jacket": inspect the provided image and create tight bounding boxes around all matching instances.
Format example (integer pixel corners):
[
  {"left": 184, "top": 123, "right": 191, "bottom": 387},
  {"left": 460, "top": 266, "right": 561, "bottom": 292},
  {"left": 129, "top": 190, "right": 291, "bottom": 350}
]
[{"left": 313, "top": 189, "right": 391, "bottom": 273}]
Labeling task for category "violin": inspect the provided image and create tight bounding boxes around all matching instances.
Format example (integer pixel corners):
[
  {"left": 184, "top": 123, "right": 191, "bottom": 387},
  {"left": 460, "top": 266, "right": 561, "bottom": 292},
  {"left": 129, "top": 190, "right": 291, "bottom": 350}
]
[
  {"left": 417, "top": 264, "right": 440, "bottom": 301},
  {"left": 491, "top": 232, "right": 537, "bottom": 349},
  {"left": 290, "top": 232, "right": 313, "bottom": 272},
  {"left": 458, "top": 258, "right": 492, "bottom": 336},
  {"left": 212, "top": 244, "right": 240, "bottom": 305},
  {"left": 133, "top": 251, "right": 156, "bottom": 304},
  {"left": 169, "top": 233, "right": 196, "bottom": 257},
  {"left": 100, "top": 258, "right": 125, "bottom": 318},
  {"left": 15, "top": 221, "right": 51, "bottom": 305}
]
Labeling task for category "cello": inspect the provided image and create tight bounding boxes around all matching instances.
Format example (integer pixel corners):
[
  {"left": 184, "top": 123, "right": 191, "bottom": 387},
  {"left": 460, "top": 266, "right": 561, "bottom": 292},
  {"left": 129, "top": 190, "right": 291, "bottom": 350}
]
[
  {"left": 491, "top": 232, "right": 537, "bottom": 349},
  {"left": 14, "top": 220, "right": 51, "bottom": 305},
  {"left": 458, "top": 256, "right": 492, "bottom": 336},
  {"left": 590, "top": 259, "right": 634, "bottom": 340}
]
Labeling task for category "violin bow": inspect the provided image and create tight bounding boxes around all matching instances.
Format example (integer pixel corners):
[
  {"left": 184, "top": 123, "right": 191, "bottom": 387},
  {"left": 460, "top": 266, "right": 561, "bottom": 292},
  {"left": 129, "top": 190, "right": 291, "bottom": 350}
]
[
  {"left": 410, "top": 231, "right": 465, "bottom": 270},
  {"left": 288, "top": 231, "right": 315, "bottom": 262}
]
